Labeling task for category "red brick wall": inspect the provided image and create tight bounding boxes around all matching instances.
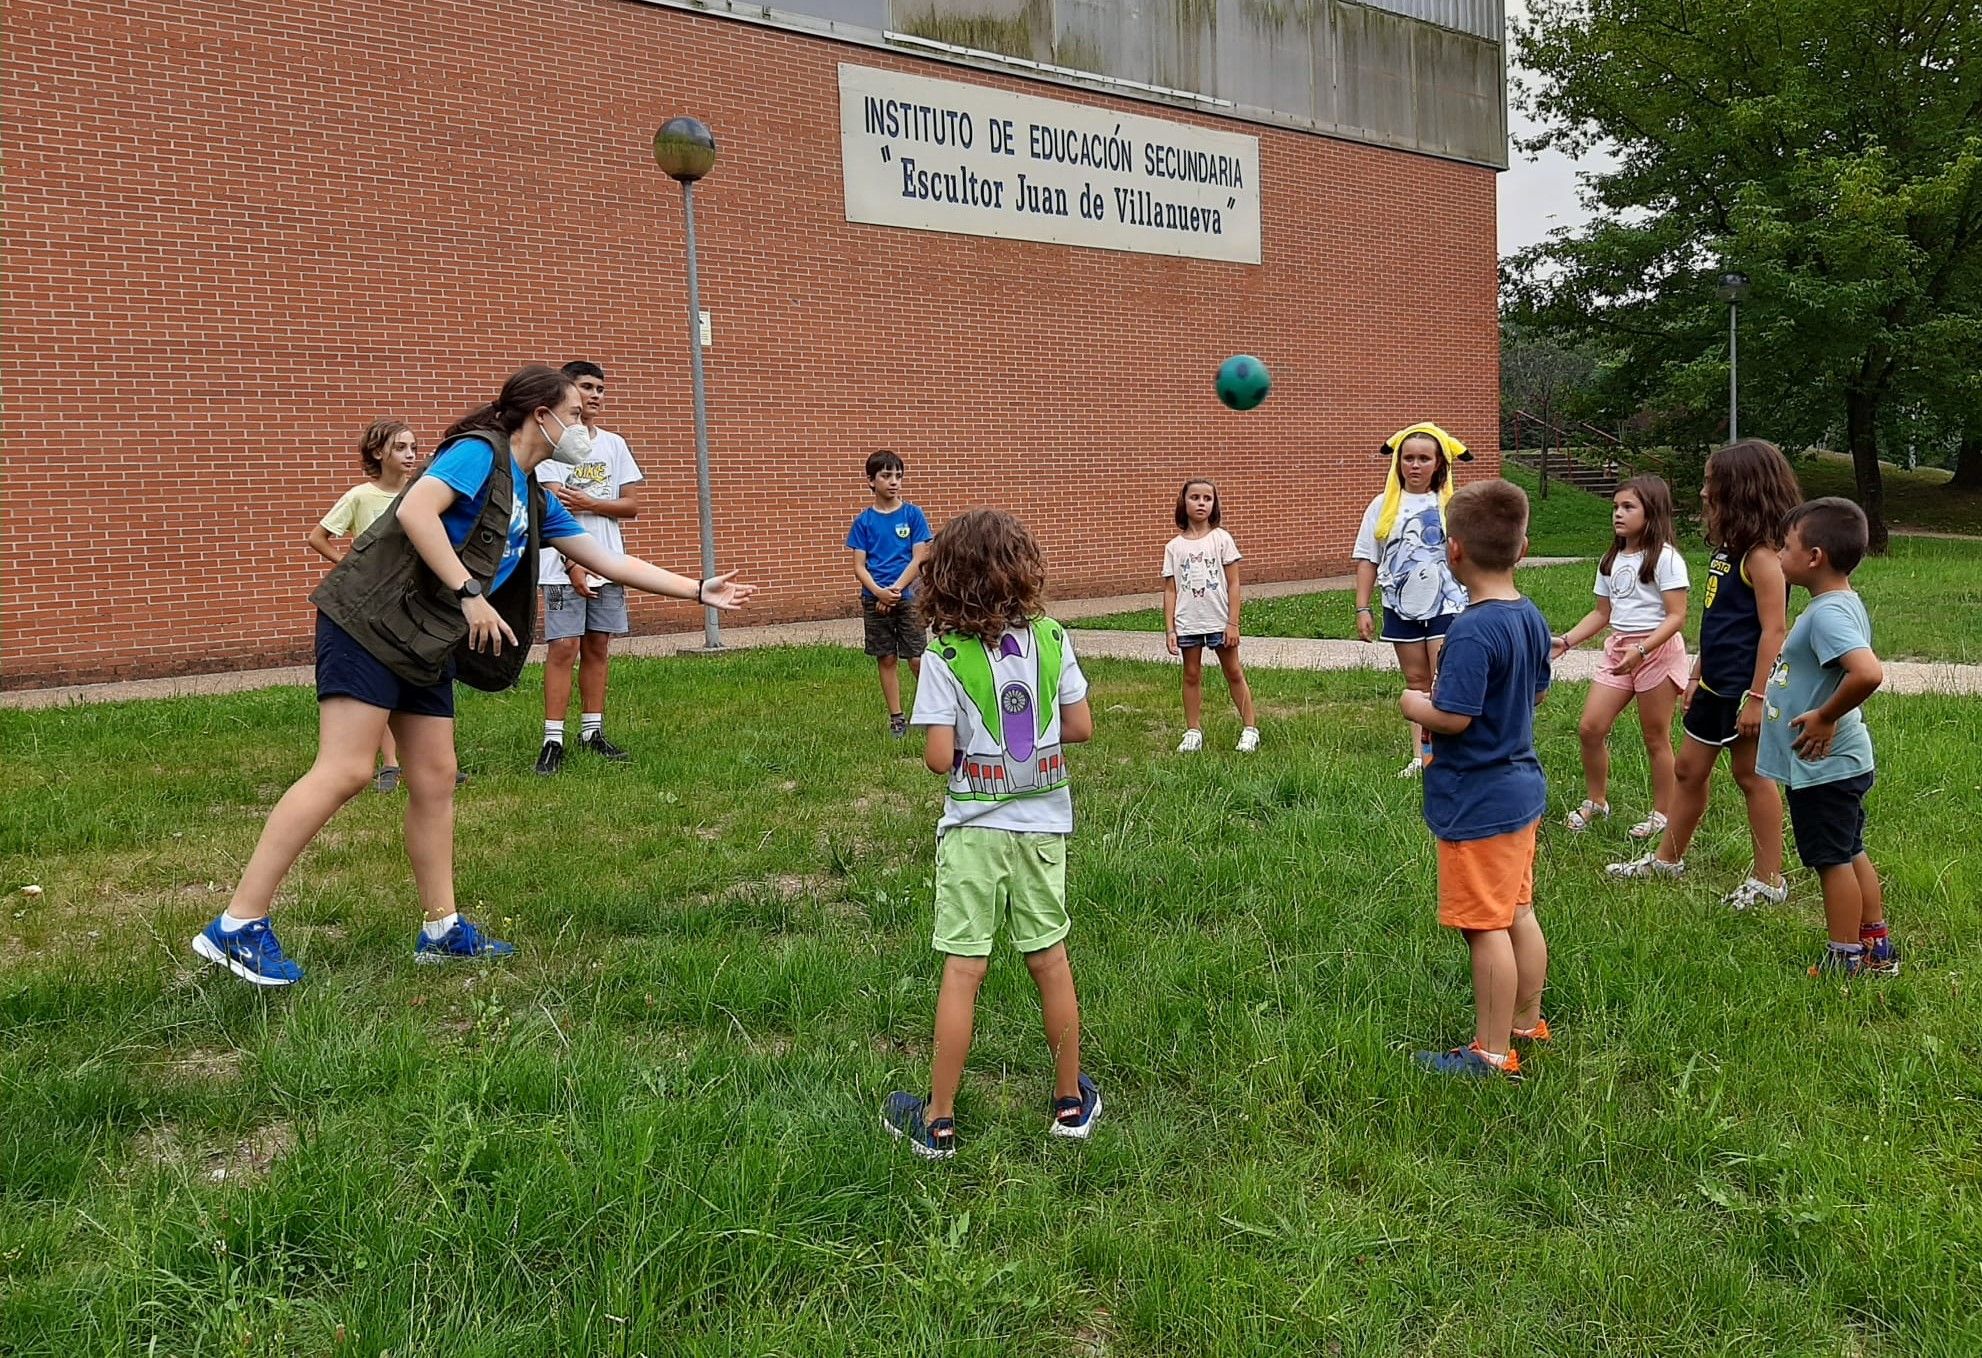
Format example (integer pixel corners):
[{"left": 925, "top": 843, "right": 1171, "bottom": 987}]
[{"left": 1, "top": 0, "right": 1499, "bottom": 687}]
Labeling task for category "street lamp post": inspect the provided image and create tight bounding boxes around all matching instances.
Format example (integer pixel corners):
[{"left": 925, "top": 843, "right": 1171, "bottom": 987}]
[
  {"left": 653, "top": 116, "right": 723, "bottom": 650},
  {"left": 1717, "top": 271, "right": 1750, "bottom": 442}
]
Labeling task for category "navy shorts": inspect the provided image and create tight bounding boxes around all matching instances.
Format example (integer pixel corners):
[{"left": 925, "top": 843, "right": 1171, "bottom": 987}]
[
  {"left": 1176, "top": 631, "right": 1231, "bottom": 650},
  {"left": 1381, "top": 610, "right": 1454, "bottom": 645},
  {"left": 315, "top": 612, "right": 455, "bottom": 719},
  {"left": 1785, "top": 771, "right": 1874, "bottom": 870},
  {"left": 1682, "top": 685, "right": 1744, "bottom": 747}
]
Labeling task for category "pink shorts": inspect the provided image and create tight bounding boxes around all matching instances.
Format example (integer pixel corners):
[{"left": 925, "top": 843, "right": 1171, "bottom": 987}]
[{"left": 1594, "top": 631, "right": 1688, "bottom": 694}]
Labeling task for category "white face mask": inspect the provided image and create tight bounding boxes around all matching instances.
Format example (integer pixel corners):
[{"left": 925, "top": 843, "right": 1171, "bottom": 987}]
[{"left": 540, "top": 411, "right": 592, "bottom": 466}]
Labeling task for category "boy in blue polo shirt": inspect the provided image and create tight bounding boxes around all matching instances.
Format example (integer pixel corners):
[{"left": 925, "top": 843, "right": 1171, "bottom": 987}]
[
  {"left": 1400, "top": 480, "right": 1554, "bottom": 1078},
  {"left": 1758, "top": 498, "right": 1895, "bottom": 978},
  {"left": 846, "top": 449, "right": 934, "bottom": 736}
]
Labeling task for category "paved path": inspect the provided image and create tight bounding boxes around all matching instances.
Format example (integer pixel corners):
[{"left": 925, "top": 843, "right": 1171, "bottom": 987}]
[{"left": 8, "top": 560, "right": 1978, "bottom": 707}]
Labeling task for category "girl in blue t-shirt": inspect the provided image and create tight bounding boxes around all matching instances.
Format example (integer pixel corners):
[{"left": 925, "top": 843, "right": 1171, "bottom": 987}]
[{"left": 194, "top": 366, "right": 757, "bottom": 990}]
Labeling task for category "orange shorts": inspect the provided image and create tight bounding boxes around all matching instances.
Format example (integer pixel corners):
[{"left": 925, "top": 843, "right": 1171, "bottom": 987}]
[{"left": 1436, "top": 821, "right": 1538, "bottom": 931}]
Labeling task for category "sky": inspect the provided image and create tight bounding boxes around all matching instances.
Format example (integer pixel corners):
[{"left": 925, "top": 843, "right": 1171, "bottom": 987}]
[{"left": 1497, "top": 0, "right": 1612, "bottom": 259}]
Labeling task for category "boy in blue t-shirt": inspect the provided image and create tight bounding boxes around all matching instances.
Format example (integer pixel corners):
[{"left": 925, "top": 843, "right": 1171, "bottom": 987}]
[
  {"left": 845, "top": 449, "right": 934, "bottom": 737},
  {"left": 1399, "top": 480, "right": 1554, "bottom": 1078},
  {"left": 1757, "top": 498, "right": 1895, "bottom": 978}
]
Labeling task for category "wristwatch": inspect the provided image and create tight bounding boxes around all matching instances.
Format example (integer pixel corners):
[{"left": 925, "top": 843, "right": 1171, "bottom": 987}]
[{"left": 454, "top": 579, "right": 484, "bottom": 601}]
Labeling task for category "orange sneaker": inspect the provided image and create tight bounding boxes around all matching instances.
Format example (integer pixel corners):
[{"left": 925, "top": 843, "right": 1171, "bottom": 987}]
[{"left": 1511, "top": 1018, "right": 1553, "bottom": 1044}]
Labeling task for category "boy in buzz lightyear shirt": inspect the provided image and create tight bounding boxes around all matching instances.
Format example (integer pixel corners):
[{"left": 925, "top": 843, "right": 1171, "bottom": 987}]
[{"left": 880, "top": 509, "right": 1099, "bottom": 1160}]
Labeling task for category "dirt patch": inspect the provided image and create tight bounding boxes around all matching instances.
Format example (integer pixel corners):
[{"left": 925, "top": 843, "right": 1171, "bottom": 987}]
[
  {"left": 155, "top": 1046, "right": 246, "bottom": 1084},
  {"left": 849, "top": 791, "right": 915, "bottom": 818},
  {"left": 135, "top": 1119, "right": 296, "bottom": 1184},
  {"left": 1068, "top": 1309, "right": 1115, "bottom": 1356}
]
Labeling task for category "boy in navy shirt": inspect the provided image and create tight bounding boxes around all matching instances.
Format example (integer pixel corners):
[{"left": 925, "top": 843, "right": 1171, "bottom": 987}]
[
  {"left": 1400, "top": 480, "right": 1555, "bottom": 1077},
  {"left": 846, "top": 449, "right": 934, "bottom": 736}
]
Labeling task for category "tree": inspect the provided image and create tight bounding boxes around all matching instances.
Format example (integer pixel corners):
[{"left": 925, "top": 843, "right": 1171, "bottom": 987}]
[
  {"left": 1506, "top": 0, "right": 1982, "bottom": 552},
  {"left": 1500, "top": 319, "right": 1601, "bottom": 496}
]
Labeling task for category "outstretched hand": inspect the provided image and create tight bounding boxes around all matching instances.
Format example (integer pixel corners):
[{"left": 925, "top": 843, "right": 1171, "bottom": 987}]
[{"left": 698, "top": 570, "right": 757, "bottom": 611}]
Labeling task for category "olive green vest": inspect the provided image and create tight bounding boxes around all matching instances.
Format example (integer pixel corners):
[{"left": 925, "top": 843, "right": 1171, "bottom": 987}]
[{"left": 309, "top": 430, "right": 541, "bottom": 693}]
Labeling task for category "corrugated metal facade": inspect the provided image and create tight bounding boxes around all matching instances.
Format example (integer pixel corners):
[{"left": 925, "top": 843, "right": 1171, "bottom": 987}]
[{"left": 631, "top": 0, "right": 1508, "bottom": 167}]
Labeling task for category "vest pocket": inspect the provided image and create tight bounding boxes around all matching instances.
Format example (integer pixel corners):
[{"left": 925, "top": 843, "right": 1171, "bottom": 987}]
[{"left": 372, "top": 588, "right": 465, "bottom": 678}]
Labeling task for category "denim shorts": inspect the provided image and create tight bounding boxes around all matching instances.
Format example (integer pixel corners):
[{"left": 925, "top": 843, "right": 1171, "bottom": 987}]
[
  {"left": 542, "top": 582, "right": 629, "bottom": 640},
  {"left": 1176, "top": 631, "right": 1230, "bottom": 650},
  {"left": 1786, "top": 771, "right": 1874, "bottom": 870},
  {"left": 314, "top": 612, "right": 454, "bottom": 718}
]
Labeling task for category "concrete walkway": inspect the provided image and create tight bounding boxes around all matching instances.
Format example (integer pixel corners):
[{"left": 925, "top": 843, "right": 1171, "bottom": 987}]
[{"left": 8, "top": 560, "right": 1979, "bottom": 707}]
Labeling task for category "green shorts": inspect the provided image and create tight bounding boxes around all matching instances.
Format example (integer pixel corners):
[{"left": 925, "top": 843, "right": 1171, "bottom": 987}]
[{"left": 932, "top": 827, "right": 1070, "bottom": 957}]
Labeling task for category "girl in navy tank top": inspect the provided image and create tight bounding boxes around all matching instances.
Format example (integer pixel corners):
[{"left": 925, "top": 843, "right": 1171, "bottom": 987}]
[{"left": 1607, "top": 441, "right": 1803, "bottom": 909}]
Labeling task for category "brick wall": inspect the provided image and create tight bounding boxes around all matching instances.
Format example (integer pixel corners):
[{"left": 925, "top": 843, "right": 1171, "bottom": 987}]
[{"left": 0, "top": 0, "right": 1499, "bottom": 688}]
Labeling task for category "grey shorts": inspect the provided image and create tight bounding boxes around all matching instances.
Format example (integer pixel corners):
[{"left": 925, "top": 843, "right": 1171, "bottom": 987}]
[
  {"left": 542, "top": 582, "right": 630, "bottom": 640},
  {"left": 862, "top": 596, "right": 928, "bottom": 658}
]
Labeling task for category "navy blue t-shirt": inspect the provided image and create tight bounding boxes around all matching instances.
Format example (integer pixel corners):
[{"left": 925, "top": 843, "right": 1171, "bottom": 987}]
[
  {"left": 1423, "top": 597, "right": 1553, "bottom": 841},
  {"left": 845, "top": 503, "right": 932, "bottom": 600}
]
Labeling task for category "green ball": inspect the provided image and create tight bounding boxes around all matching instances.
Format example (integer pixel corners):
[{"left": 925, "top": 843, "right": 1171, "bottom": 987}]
[{"left": 1215, "top": 354, "right": 1271, "bottom": 411}]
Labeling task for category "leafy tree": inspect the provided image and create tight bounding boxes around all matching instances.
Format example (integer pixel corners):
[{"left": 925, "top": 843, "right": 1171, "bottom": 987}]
[{"left": 1506, "top": 0, "right": 1982, "bottom": 551}]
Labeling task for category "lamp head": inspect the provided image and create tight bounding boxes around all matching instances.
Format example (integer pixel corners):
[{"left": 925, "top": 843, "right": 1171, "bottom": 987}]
[
  {"left": 1716, "top": 271, "right": 1750, "bottom": 304},
  {"left": 653, "top": 117, "right": 718, "bottom": 183}
]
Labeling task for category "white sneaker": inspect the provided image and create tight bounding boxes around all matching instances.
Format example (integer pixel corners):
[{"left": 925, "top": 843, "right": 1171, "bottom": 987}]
[
  {"left": 1605, "top": 853, "right": 1684, "bottom": 880},
  {"left": 1565, "top": 800, "right": 1611, "bottom": 832},
  {"left": 1176, "top": 729, "right": 1203, "bottom": 754},
  {"left": 1396, "top": 756, "right": 1425, "bottom": 779},
  {"left": 1236, "top": 727, "right": 1260, "bottom": 753},
  {"left": 1722, "top": 876, "right": 1788, "bottom": 911}
]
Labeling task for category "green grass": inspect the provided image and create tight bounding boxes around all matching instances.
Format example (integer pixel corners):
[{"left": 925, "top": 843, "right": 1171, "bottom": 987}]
[
  {"left": 1083, "top": 536, "right": 1982, "bottom": 663},
  {"left": 4, "top": 648, "right": 1980, "bottom": 1355},
  {"left": 1502, "top": 464, "right": 1618, "bottom": 557},
  {"left": 1794, "top": 452, "right": 1982, "bottom": 536}
]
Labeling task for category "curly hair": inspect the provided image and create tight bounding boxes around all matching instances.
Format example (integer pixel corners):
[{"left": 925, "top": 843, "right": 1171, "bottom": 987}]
[
  {"left": 1702, "top": 439, "right": 1803, "bottom": 558},
  {"left": 1601, "top": 474, "right": 1678, "bottom": 584},
  {"left": 356, "top": 419, "right": 411, "bottom": 478},
  {"left": 918, "top": 508, "right": 1047, "bottom": 645}
]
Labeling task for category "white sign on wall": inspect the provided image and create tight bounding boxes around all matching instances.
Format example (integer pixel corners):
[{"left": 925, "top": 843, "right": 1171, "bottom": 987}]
[{"left": 839, "top": 64, "right": 1262, "bottom": 265}]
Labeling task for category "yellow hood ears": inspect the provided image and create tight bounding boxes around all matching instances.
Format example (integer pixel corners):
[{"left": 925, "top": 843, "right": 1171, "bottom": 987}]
[
  {"left": 1374, "top": 422, "right": 1471, "bottom": 542},
  {"left": 1381, "top": 421, "right": 1471, "bottom": 466}
]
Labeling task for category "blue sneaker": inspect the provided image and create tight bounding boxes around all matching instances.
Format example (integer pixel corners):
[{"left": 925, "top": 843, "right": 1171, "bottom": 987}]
[
  {"left": 1050, "top": 1072, "right": 1102, "bottom": 1139},
  {"left": 1863, "top": 935, "right": 1901, "bottom": 977},
  {"left": 1414, "top": 1043, "right": 1521, "bottom": 1078},
  {"left": 191, "top": 914, "right": 303, "bottom": 987},
  {"left": 1809, "top": 946, "right": 1870, "bottom": 979},
  {"left": 881, "top": 1092, "right": 956, "bottom": 1159},
  {"left": 413, "top": 916, "right": 515, "bottom": 964}
]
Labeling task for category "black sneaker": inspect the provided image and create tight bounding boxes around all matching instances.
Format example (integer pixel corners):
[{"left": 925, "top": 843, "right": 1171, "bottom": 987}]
[
  {"left": 889, "top": 713, "right": 908, "bottom": 739},
  {"left": 580, "top": 732, "right": 630, "bottom": 762},
  {"left": 534, "top": 740, "right": 565, "bottom": 776},
  {"left": 372, "top": 765, "right": 401, "bottom": 794}
]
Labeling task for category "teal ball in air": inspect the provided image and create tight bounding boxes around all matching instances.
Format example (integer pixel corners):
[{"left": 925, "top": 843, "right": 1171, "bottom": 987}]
[{"left": 1215, "top": 354, "right": 1271, "bottom": 411}]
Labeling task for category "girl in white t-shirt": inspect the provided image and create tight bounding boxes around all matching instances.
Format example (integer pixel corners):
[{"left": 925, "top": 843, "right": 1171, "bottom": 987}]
[
  {"left": 1352, "top": 423, "right": 1472, "bottom": 776},
  {"left": 1551, "top": 475, "right": 1691, "bottom": 837},
  {"left": 1163, "top": 479, "right": 1259, "bottom": 753}
]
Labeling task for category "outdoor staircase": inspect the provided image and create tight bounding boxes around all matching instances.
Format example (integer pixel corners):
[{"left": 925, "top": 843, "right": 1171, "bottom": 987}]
[{"left": 1502, "top": 448, "right": 1619, "bottom": 497}]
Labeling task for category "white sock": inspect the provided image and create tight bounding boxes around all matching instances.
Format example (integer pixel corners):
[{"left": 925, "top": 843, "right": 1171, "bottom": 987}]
[
  {"left": 581, "top": 712, "right": 603, "bottom": 738},
  {"left": 423, "top": 913, "right": 459, "bottom": 940},
  {"left": 218, "top": 912, "right": 255, "bottom": 934},
  {"left": 544, "top": 720, "right": 565, "bottom": 744}
]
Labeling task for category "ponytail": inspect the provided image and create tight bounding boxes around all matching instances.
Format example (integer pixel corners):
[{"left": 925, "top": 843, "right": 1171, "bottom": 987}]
[{"left": 442, "top": 365, "right": 574, "bottom": 444}]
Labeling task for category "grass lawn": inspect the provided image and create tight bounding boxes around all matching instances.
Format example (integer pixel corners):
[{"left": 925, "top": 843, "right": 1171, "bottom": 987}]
[
  {"left": 1083, "top": 533, "right": 1982, "bottom": 664},
  {"left": 3, "top": 648, "right": 1980, "bottom": 1355},
  {"left": 1794, "top": 453, "right": 1982, "bottom": 536}
]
